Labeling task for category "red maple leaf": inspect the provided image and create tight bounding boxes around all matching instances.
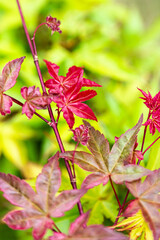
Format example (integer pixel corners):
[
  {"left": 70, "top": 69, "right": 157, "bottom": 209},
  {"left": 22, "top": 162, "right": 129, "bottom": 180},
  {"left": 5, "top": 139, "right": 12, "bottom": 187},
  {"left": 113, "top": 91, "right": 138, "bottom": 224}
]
[
  {"left": 138, "top": 88, "right": 160, "bottom": 135},
  {"left": 53, "top": 81, "right": 97, "bottom": 128},
  {"left": 44, "top": 59, "right": 101, "bottom": 94},
  {"left": 138, "top": 88, "right": 155, "bottom": 110},
  {"left": 49, "top": 212, "right": 128, "bottom": 240},
  {"left": 143, "top": 111, "right": 160, "bottom": 135}
]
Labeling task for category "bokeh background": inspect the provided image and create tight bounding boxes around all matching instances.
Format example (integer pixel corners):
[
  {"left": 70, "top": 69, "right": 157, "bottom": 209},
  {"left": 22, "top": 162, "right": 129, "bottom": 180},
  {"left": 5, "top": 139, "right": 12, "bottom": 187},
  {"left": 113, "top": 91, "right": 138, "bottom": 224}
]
[{"left": 0, "top": 0, "right": 160, "bottom": 239}]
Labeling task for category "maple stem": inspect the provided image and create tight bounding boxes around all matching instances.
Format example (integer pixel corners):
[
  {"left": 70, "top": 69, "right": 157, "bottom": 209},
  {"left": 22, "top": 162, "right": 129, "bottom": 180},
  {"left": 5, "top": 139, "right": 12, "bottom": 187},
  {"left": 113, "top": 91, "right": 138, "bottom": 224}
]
[
  {"left": 114, "top": 190, "right": 129, "bottom": 225},
  {"left": 138, "top": 111, "right": 151, "bottom": 164},
  {"left": 16, "top": 0, "right": 83, "bottom": 216},
  {"left": 140, "top": 125, "right": 147, "bottom": 152},
  {"left": 33, "top": 23, "right": 47, "bottom": 40},
  {"left": 72, "top": 142, "right": 79, "bottom": 180},
  {"left": 56, "top": 108, "right": 61, "bottom": 124},
  {"left": 142, "top": 136, "right": 160, "bottom": 155},
  {"left": 109, "top": 176, "right": 121, "bottom": 208}
]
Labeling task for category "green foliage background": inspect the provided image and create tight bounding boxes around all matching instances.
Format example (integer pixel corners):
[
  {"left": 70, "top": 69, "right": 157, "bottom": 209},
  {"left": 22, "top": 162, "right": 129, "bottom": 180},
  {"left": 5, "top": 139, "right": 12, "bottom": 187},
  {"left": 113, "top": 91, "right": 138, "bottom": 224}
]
[{"left": 0, "top": 0, "right": 160, "bottom": 239}]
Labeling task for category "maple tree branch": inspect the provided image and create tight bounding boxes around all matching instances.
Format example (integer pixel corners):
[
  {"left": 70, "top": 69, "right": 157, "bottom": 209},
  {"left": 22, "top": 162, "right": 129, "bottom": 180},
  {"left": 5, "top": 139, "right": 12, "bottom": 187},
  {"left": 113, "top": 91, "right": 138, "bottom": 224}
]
[
  {"left": 109, "top": 176, "right": 121, "bottom": 208},
  {"left": 16, "top": 0, "right": 83, "bottom": 216},
  {"left": 16, "top": 0, "right": 34, "bottom": 56}
]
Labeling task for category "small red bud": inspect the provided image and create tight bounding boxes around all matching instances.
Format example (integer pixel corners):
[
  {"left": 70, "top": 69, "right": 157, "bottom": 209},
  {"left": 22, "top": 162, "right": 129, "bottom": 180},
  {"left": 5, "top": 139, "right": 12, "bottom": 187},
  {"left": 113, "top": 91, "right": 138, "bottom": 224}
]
[{"left": 46, "top": 16, "right": 62, "bottom": 35}]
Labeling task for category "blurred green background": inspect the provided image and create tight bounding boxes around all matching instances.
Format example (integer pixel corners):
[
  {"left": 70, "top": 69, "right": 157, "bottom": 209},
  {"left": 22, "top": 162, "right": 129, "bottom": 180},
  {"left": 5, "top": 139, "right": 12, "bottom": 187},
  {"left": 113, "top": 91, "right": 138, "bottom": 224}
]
[{"left": 0, "top": 0, "right": 160, "bottom": 239}]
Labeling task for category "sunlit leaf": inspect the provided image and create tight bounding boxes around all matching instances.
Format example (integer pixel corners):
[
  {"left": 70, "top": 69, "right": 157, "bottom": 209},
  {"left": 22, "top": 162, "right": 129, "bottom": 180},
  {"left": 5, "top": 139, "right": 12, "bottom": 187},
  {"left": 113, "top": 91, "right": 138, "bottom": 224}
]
[
  {"left": 61, "top": 115, "right": 150, "bottom": 189},
  {"left": 49, "top": 212, "right": 129, "bottom": 240},
  {"left": 113, "top": 210, "right": 154, "bottom": 240}
]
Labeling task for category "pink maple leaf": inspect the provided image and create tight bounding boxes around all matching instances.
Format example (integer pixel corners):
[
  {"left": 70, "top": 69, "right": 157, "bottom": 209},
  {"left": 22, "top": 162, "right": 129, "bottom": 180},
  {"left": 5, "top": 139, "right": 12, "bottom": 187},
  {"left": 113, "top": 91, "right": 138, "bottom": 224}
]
[
  {"left": 21, "top": 86, "right": 53, "bottom": 119},
  {"left": 1, "top": 153, "right": 86, "bottom": 240},
  {"left": 61, "top": 117, "right": 150, "bottom": 190},
  {"left": 0, "top": 57, "right": 25, "bottom": 115},
  {"left": 44, "top": 60, "right": 101, "bottom": 94},
  {"left": 124, "top": 169, "right": 160, "bottom": 240},
  {"left": 49, "top": 212, "right": 129, "bottom": 240},
  {"left": 53, "top": 82, "right": 97, "bottom": 128}
]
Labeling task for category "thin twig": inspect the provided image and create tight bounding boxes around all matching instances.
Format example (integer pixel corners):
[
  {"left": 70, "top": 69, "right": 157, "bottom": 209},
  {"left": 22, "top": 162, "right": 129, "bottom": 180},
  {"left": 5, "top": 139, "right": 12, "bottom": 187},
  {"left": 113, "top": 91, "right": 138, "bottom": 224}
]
[
  {"left": 142, "top": 136, "right": 160, "bottom": 155},
  {"left": 114, "top": 190, "right": 129, "bottom": 225},
  {"left": 109, "top": 176, "right": 121, "bottom": 208},
  {"left": 71, "top": 142, "right": 79, "bottom": 180}
]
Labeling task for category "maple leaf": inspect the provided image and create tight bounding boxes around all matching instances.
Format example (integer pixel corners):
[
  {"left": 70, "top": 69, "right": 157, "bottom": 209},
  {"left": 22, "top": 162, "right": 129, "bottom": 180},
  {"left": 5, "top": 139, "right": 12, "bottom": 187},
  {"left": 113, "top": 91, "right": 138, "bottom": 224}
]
[
  {"left": 60, "top": 116, "right": 151, "bottom": 189},
  {"left": 113, "top": 210, "right": 154, "bottom": 240},
  {"left": 44, "top": 60, "right": 101, "bottom": 94},
  {"left": 49, "top": 212, "right": 129, "bottom": 240},
  {"left": 115, "top": 136, "right": 143, "bottom": 164},
  {"left": 138, "top": 88, "right": 155, "bottom": 110},
  {"left": 1, "top": 153, "right": 86, "bottom": 240},
  {"left": 123, "top": 169, "right": 160, "bottom": 240},
  {"left": 143, "top": 111, "right": 160, "bottom": 135},
  {"left": 21, "top": 86, "right": 53, "bottom": 119},
  {"left": 0, "top": 57, "right": 25, "bottom": 115},
  {"left": 138, "top": 88, "right": 160, "bottom": 112},
  {"left": 53, "top": 81, "right": 97, "bottom": 128},
  {"left": 72, "top": 124, "right": 89, "bottom": 145},
  {"left": 138, "top": 88, "right": 160, "bottom": 135}
]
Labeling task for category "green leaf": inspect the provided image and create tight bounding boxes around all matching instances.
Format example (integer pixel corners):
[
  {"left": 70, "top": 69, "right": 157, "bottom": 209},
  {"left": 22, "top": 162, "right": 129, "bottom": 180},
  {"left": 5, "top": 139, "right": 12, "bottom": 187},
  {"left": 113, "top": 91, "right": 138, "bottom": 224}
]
[
  {"left": 53, "top": 206, "right": 79, "bottom": 234},
  {"left": 81, "top": 184, "right": 117, "bottom": 225},
  {"left": 101, "top": 201, "right": 118, "bottom": 222}
]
